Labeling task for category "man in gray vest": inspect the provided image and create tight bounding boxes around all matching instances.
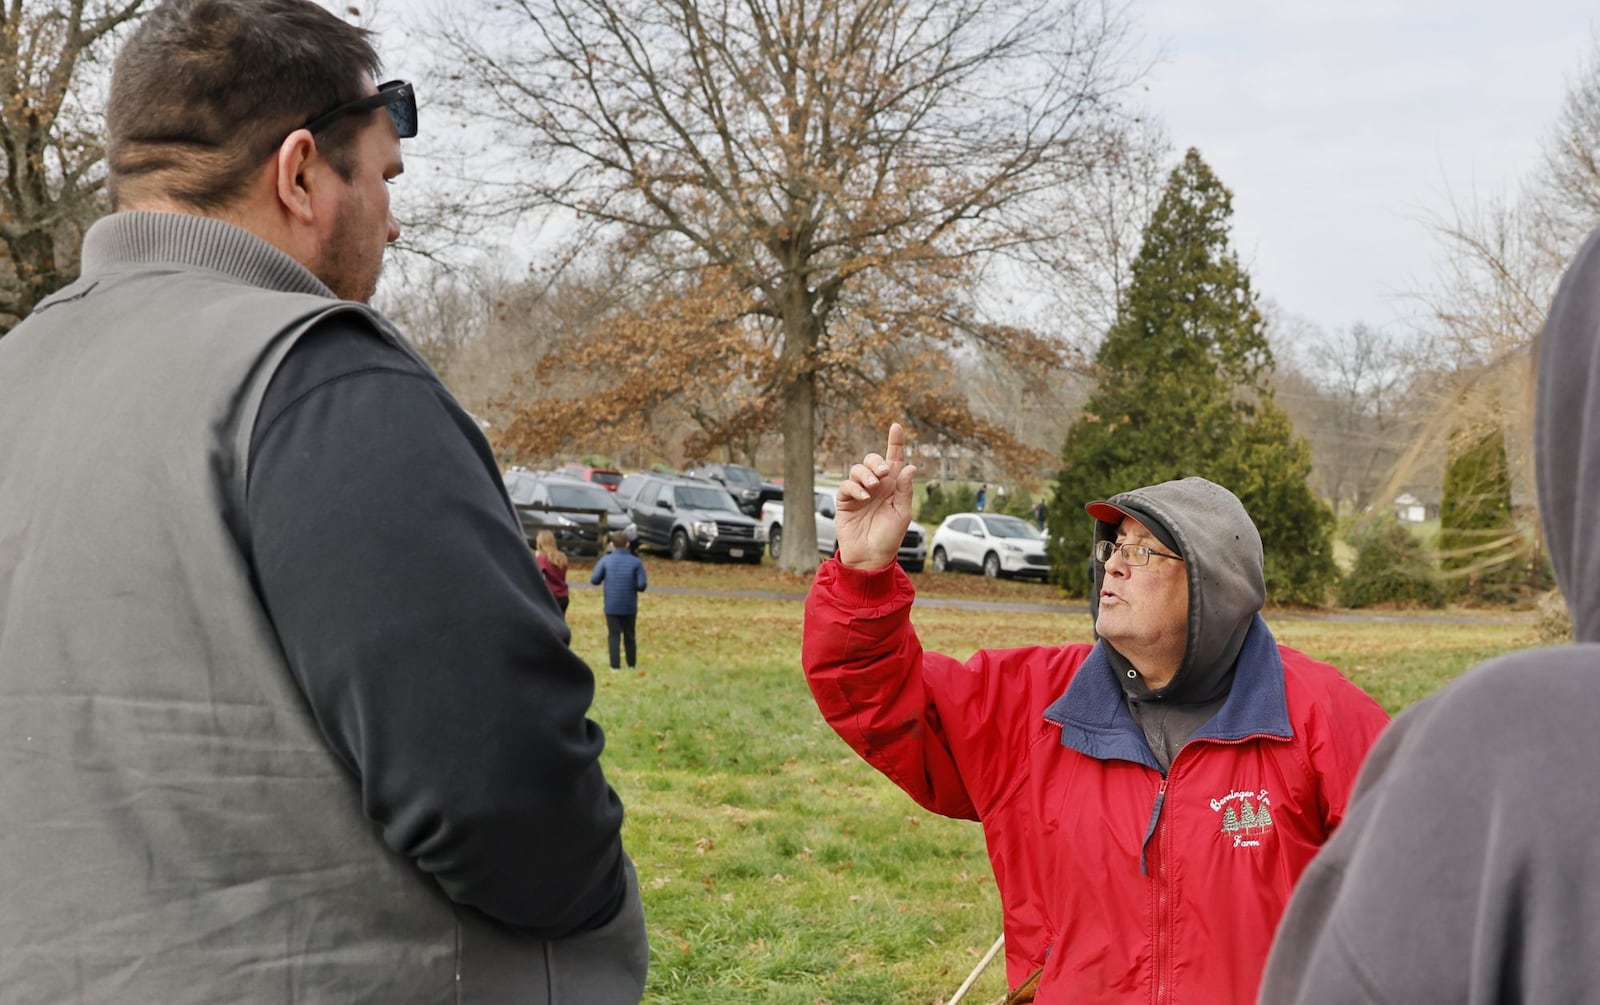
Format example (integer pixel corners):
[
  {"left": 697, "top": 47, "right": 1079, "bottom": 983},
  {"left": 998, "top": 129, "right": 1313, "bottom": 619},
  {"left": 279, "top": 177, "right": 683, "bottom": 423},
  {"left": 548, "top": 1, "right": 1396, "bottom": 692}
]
[{"left": 0, "top": 1, "right": 647, "bottom": 1002}]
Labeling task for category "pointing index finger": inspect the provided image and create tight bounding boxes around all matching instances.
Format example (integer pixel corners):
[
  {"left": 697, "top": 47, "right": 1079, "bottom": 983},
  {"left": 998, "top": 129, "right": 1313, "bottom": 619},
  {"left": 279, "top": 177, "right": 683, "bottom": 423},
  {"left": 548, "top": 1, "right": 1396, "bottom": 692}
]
[{"left": 885, "top": 422, "right": 905, "bottom": 467}]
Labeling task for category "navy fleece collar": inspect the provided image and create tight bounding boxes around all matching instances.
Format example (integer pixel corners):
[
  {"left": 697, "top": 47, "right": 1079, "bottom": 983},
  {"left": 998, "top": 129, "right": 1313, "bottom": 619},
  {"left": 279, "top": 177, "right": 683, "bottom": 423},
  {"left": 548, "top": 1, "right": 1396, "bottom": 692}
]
[{"left": 1043, "top": 614, "right": 1291, "bottom": 770}]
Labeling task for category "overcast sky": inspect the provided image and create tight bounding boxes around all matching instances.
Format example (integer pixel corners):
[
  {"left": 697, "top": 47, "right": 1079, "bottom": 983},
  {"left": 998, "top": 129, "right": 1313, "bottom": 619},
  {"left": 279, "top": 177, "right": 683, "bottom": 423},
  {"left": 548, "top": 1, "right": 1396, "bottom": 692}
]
[{"left": 1135, "top": 0, "right": 1597, "bottom": 344}]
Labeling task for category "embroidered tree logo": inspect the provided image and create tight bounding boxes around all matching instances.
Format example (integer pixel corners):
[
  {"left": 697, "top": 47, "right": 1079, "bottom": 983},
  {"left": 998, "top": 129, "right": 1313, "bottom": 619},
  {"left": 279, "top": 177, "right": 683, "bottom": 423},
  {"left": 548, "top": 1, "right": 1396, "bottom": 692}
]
[{"left": 1220, "top": 794, "right": 1276, "bottom": 836}]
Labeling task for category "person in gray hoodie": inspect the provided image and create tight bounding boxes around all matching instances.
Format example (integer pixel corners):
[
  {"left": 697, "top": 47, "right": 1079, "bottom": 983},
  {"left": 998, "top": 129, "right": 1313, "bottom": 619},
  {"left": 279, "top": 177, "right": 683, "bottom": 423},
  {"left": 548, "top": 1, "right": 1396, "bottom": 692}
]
[
  {"left": 0, "top": 1, "right": 645, "bottom": 1002},
  {"left": 1257, "top": 226, "right": 1600, "bottom": 1003}
]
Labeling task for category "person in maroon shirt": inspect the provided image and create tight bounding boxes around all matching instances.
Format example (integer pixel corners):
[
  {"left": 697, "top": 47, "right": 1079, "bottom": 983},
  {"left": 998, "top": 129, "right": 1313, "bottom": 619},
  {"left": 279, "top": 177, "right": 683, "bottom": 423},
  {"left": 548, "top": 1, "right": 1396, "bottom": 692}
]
[{"left": 535, "top": 530, "right": 572, "bottom": 616}]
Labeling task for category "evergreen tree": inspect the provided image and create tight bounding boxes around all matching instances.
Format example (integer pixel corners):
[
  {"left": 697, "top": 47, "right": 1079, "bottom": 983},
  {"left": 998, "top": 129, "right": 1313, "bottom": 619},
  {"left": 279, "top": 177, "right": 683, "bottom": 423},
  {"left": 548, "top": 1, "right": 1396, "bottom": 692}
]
[
  {"left": 1339, "top": 515, "right": 1447, "bottom": 609},
  {"left": 1438, "top": 419, "right": 1523, "bottom": 603},
  {"left": 1050, "top": 149, "right": 1336, "bottom": 603},
  {"left": 1222, "top": 806, "right": 1239, "bottom": 833}
]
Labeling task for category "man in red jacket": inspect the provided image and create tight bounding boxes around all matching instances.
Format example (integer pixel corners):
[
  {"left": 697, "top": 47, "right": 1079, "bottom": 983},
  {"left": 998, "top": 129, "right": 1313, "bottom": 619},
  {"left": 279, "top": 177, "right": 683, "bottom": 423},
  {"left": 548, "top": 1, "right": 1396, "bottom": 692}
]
[{"left": 803, "top": 424, "right": 1388, "bottom": 1004}]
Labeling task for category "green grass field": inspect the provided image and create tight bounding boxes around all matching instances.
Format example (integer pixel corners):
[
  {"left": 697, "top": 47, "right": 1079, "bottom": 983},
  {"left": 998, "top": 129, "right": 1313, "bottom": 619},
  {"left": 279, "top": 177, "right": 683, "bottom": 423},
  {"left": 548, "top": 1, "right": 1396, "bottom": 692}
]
[{"left": 561, "top": 560, "right": 1538, "bottom": 1004}]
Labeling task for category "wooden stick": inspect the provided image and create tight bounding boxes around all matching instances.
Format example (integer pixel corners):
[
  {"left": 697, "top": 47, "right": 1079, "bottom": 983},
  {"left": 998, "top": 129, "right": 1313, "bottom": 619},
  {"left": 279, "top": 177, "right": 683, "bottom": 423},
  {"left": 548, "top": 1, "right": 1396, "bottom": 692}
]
[{"left": 947, "top": 932, "right": 1005, "bottom": 1004}]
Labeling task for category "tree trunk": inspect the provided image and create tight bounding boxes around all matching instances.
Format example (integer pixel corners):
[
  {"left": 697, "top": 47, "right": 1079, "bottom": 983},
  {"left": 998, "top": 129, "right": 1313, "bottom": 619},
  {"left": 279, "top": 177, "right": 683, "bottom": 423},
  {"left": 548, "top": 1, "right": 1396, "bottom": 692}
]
[
  {"left": 7, "top": 228, "right": 63, "bottom": 325},
  {"left": 778, "top": 276, "right": 819, "bottom": 575}
]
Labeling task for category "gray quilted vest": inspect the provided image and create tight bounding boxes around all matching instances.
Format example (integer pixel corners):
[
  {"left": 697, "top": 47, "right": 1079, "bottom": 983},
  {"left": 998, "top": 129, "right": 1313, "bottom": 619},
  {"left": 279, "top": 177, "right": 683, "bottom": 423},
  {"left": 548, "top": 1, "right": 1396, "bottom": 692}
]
[{"left": 0, "top": 213, "right": 646, "bottom": 1003}]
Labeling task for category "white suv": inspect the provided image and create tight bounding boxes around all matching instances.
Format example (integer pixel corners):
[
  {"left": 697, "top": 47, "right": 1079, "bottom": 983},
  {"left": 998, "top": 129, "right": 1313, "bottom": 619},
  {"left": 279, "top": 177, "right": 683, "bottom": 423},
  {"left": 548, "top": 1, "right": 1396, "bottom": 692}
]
[
  {"left": 929, "top": 512, "right": 1050, "bottom": 579},
  {"left": 761, "top": 488, "right": 928, "bottom": 571}
]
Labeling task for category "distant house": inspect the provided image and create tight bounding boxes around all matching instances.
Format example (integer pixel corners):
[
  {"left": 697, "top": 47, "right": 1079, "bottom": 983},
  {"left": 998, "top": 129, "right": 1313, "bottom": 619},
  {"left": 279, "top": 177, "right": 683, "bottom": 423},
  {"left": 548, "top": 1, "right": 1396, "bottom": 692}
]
[{"left": 1393, "top": 493, "right": 1431, "bottom": 523}]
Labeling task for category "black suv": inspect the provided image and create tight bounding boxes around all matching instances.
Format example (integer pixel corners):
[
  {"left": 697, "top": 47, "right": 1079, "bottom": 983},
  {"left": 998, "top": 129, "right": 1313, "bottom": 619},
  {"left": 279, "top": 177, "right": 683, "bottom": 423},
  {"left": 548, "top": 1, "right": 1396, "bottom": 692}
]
[
  {"left": 618, "top": 472, "right": 766, "bottom": 562},
  {"left": 503, "top": 470, "right": 635, "bottom": 555},
  {"left": 682, "top": 462, "right": 784, "bottom": 517}
]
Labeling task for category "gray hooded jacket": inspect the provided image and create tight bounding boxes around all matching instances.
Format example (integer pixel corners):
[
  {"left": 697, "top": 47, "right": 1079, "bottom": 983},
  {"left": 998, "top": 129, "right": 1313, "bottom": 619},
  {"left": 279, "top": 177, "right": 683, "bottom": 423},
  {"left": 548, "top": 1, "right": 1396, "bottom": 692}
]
[
  {"left": 1091, "top": 477, "right": 1267, "bottom": 768},
  {"left": 1258, "top": 224, "right": 1600, "bottom": 1003}
]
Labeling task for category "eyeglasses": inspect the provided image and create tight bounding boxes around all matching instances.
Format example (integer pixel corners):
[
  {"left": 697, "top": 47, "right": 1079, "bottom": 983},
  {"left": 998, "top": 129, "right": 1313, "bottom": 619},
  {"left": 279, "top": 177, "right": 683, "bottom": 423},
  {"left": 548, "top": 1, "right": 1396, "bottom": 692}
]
[
  {"left": 299, "top": 79, "right": 417, "bottom": 139},
  {"left": 1094, "top": 539, "right": 1182, "bottom": 566}
]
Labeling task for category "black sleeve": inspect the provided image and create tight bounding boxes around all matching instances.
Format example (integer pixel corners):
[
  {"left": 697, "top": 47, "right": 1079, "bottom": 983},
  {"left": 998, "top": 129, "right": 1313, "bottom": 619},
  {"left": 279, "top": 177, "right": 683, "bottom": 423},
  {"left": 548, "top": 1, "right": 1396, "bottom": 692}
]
[{"left": 247, "top": 318, "right": 626, "bottom": 937}]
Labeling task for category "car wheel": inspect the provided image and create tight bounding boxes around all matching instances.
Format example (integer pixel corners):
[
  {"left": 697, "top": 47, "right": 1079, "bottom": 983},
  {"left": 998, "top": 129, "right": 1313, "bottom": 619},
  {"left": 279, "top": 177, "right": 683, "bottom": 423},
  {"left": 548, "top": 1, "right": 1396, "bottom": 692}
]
[
  {"left": 670, "top": 529, "right": 691, "bottom": 562},
  {"left": 745, "top": 551, "right": 764, "bottom": 565},
  {"left": 902, "top": 561, "right": 925, "bottom": 573},
  {"left": 983, "top": 552, "right": 1001, "bottom": 578},
  {"left": 769, "top": 525, "right": 783, "bottom": 559},
  {"left": 932, "top": 547, "right": 949, "bottom": 573}
]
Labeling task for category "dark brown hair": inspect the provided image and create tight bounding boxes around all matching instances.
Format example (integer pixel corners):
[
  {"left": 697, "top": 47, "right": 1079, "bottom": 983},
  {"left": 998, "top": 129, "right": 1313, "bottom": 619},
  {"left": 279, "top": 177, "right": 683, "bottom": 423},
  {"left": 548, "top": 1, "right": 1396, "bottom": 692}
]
[{"left": 106, "top": 0, "right": 382, "bottom": 210}]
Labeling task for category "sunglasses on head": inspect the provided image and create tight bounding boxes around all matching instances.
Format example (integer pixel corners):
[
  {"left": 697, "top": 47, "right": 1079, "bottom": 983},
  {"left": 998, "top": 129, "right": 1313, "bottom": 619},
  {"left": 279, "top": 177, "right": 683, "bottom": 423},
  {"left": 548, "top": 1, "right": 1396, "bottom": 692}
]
[{"left": 299, "top": 79, "right": 417, "bottom": 139}]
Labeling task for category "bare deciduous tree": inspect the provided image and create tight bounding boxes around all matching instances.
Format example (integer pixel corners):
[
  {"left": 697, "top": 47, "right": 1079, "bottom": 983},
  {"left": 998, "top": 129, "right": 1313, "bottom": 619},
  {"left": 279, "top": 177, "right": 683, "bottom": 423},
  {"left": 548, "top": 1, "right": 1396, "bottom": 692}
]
[
  {"left": 1419, "top": 192, "right": 1554, "bottom": 367},
  {"left": 1023, "top": 117, "right": 1170, "bottom": 354},
  {"left": 0, "top": 0, "right": 146, "bottom": 332},
  {"left": 1274, "top": 319, "right": 1416, "bottom": 517},
  {"left": 1417, "top": 34, "right": 1600, "bottom": 365},
  {"left": 1400, "top": 34, "right": 1600, "bottom": 561},
  {"left": 1532, "top": 31, "right": 1600, "bottom": 255},
  {"left": 433, "top": 0, "right": 1145, "bottom": 571}
]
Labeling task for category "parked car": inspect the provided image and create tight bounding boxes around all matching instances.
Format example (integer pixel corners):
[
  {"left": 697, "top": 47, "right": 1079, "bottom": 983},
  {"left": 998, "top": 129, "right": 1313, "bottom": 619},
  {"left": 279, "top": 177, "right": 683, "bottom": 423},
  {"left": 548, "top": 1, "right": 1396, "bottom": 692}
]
[
  {"left": 929, "top": 512, "right": 1050, "bottom": 579},
  {"left": 683, "top": 462, "right": 784, "bottom": 517},
  {"left": 760, "top": 489, "right": 927, "bottom": 572},
  {"left": 620, "top": 472, "right": 765, "bottom": 562},
  {"left": 559, "top": 462, "right": 625, "bottom": 492},
  {"left": 503, "top": 470, "right": 635, "bottom": 555}
]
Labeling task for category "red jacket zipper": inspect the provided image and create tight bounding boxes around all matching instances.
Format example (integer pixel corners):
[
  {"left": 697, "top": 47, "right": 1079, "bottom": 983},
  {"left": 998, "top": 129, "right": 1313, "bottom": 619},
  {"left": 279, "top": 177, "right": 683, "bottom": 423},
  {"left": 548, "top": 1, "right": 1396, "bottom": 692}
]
[{"left": 1153, "top": 773, "right": 1171, "bottom": 1004}]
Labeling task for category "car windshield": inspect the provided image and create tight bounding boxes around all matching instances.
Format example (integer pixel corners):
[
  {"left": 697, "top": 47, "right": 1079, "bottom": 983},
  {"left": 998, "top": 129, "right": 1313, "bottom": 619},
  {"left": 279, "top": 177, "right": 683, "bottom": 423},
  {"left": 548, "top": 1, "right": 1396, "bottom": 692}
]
[
  {"left": 617, "top": 474, "right": 646, "bottom": 500},
  {"left": 719, "top": 465, "right": 761, "bottom": 487},
  {"left": 676, "top": 485, "right": 741, "bottom": 512},
  {"left": 549, "top": 483, "right": 628, "bottom": 514},
  {"left": 983, "top": 515, "right": 1043, "bottom": 540},
  {"left": 591, "top": 470, "right": 623, "bottom": 488},
  {"left": 503, "top": 471, "right": 537, "bottom": 506}
]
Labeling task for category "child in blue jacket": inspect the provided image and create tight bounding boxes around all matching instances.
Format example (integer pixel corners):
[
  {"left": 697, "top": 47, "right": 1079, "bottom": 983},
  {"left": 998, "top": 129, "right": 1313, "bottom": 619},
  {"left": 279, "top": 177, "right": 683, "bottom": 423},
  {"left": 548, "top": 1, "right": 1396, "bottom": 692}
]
[{"left": 590, "top": 530, "right": 648, "bottom": 670}]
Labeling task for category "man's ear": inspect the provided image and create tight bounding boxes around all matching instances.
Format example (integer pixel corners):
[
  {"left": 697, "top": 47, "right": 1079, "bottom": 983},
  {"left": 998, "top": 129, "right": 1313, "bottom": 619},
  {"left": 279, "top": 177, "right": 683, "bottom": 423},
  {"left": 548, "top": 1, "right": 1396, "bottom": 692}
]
[{"left": 274, "top": 129, "right": 321, "bottom": 225}]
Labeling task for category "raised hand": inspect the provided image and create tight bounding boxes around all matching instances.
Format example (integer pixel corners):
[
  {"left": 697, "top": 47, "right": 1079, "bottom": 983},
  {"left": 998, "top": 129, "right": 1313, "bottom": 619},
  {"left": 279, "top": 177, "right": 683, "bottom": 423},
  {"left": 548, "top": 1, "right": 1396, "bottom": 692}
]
[{"left": 834, "top": 422, "right": 917, "bottom": 570}]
